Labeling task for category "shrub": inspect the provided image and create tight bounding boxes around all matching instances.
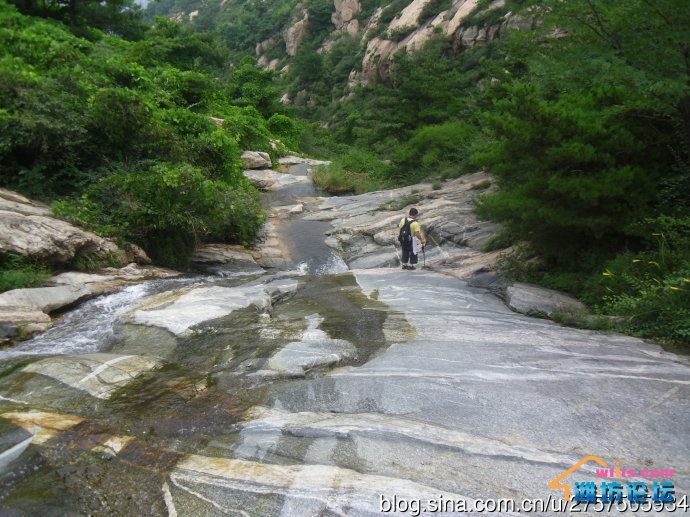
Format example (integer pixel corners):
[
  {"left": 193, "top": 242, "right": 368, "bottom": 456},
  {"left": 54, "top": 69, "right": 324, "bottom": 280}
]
[
  {"left": 417, "top": 0, "right": 451, "bottom": 24},
  {"left": 395, "top": 121, "right": 478, "bottom": 180},
  {"left": 54, "top": 162, "right": 264, "bottom": 268},
  {"left": 267, "top": 114, "right": 302, "bottom": 151},
  {"left": 312, "top": 149, "right": 391, "bottom": 194},
  {"left": 387, "top": 25, "right": 416, "bottom": 42},
  {"left": 0, "top": 253, "right": 51, "bottom": 293},
  {"left": 312, "top": 164, "right": 382, "bottom": 195}
]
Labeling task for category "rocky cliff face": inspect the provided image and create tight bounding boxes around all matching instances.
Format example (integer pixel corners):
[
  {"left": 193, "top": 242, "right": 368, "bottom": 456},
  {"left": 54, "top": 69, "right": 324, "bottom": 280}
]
[
  {"left": 160, "top": 0, "right": 528, "bottom": 89},
  {"left": 256, "top": 0, "right": 530, "bottom": 89}
]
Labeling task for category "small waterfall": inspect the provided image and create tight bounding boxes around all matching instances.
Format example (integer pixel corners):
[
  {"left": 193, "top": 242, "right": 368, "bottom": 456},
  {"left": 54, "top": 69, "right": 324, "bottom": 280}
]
[{"left": 1, "top": 282, "right": 152, "bottom": 359}]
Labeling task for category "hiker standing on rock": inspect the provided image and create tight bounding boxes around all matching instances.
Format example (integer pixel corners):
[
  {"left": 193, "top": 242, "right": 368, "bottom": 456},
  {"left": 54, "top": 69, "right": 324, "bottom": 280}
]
[{"left": 398, "top": 207, "right": 426, "bottom": 270}]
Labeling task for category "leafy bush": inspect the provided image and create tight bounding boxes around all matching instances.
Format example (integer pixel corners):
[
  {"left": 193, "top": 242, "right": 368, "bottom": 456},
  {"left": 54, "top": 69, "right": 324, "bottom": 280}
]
[
  {"left": 0, "top": 253, "right": 51, "bottom": 293},
  {"left": 395, "top": 121, "right": 478, "bottom": 181},
  {"left": 0, "top": 1, "right": 296, "bottom": 267},
  {"left": 54, "top": 162, "right": 264, "bottom": 268},
  {"left": 592, "top": 217, "right": 690, "bottom": 343},
  {"left": 387, "top": 25, "right": 416, "bottom": 42},
  {"left": 312, "top": 148, "right": 391, "bottom": 194},
  {"left": 417, "top": 0, "right": 450, "bottom": 24},
  {"left": 267, "top": 114, "right": 302, "bottom": 150},
  {"left": 475, "top": 0, "right": 690, "bottom": 267}
]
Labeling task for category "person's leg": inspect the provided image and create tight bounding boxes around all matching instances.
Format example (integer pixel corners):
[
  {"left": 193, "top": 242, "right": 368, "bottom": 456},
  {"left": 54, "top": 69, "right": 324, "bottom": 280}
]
[
  {"left": 401, "top": 245, "right": 411, "bottom": 269},
  {"left": 409, "top": 251, "right": 418, "bottom": 269}
]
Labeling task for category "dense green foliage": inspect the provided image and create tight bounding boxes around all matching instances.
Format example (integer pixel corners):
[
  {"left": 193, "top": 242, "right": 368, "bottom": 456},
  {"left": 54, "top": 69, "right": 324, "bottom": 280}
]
[
  {"left": 8, "top": 0, "right": 146, "bottom": 39},
  {"left": 0, "top": 253, "right": 50, "bottom": 292},
  {"left": 472, "top": 0, "right": 690, "bottom": 343},
  {"left": 298, "top": 0, "right": 690, "bottom": 344},
  {"left": 0, "top": 1, "right": 295, "bottom": 267},
  {"left": 3, "top": 0, "right": 688, "bottom": 344},
  {"left": 312, "top": 148, "right": 391, "bottom": 194}
]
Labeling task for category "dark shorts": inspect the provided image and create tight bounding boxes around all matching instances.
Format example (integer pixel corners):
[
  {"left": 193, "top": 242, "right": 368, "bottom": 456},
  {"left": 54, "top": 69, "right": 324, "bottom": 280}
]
[{"left": 401, "top": 244, "right": 418, "bottom": 264}]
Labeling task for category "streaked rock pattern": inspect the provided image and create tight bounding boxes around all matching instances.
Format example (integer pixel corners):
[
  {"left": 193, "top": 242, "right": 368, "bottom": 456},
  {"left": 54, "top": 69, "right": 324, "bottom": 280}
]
[
  {"left": 0, "top": 188, "right": 121, "bottom": 265},
  {"left": 0, "top": 161, "right": 687, "bottom": 515},
  {"left": 244, "top": 169, "right": 312, "bottom": 191},
  {"left": 266, "top": 314, "right": 356, "bottom": 376},
  {"left": 308, "top": 172, "right": 504, "bottom": 278},
  {"left": 22, "top": 353, "right": 160, "bottom": 399},
  {"left": 129, "top": 284, "right": 273, "bottom": 335},
  {"left": 0, "top": 264, "right": 180, "bottom": 344},
  {"left": 0, "top": 269, "right": 688, "bottom": 515}
]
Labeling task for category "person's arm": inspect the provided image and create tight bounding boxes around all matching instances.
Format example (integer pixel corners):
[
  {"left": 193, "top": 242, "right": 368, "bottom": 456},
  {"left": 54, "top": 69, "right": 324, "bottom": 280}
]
[{"left": 415, "top": 227, "right": 426, "bottom": 247}]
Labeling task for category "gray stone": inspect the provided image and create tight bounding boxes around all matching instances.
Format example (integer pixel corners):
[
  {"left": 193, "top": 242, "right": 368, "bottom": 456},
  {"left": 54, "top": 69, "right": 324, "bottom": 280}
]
[
  {"left": 243, "top": 169, "right": 311, "bottom": 191},
  {"left": 128, "top": 284, "right": 272, "bottom": 335},
  {"left": 233, "top": 269, "right": 690, "bottom": 509},
  {"left": 349, "top": 250, "right": 399, "bottom": 269},
  {"left": 0, "top": 209, "right": 121, "bottom": 266},
  {"left": 0, "top": 307, "right": 51, "bottom": 340},
  {"left": 285, "top": 10, "right": 308, "bottom": 56},
  {"left": 22, "top": 353, "right": 160, "bottom": 399},
  {"left": 240, "top": 151, "right": 271, "bottom": 169},
  {"left": 192, "top": 244, "right": 259, "bottom": 268},
  {"left": 0, "top": 264, "right": 180, "bottom": 344},
  {"left": 267, "top": 314, "right": 356, "bottom": 376},
  {"left": 278, "top": 156, "right": 331, "bottom": 167},
  {"left": 307, "top": 172, "right": 509, "bottom": 279},
  {"left": 0, "top": 189, "right": 50, "bottom": 217},
  {"left": 124, "top": 243, "right": 151, "bottom": 265},
  {"left": 506, "top": 282, "right": 587, "bottom": 317},
  {"left": 0, "top": 189, "right": 124, "bottom": 266},
  {"left": 0, "top": 284, "right": 91, "bottom": 314}
]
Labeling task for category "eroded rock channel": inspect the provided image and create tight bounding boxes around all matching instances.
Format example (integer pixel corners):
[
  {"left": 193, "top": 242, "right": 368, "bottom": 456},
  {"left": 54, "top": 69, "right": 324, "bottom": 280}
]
[{"left": 0, "top": 160, "right": 688, "bottom": 515}]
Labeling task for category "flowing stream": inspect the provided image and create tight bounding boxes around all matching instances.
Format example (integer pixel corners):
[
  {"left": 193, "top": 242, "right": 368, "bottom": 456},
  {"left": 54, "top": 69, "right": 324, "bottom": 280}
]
[
  {"left": 0, "top": 163, "right": 391, "bottom": 514},
  {"left": 0, "top": 163, "right": 689, "bottom": 515}
]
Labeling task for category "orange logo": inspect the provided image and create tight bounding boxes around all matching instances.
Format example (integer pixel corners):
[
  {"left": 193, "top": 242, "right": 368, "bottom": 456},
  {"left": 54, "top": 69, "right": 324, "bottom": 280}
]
[{"left": 548, "top": 456, "right": 607, "bottom": 500}]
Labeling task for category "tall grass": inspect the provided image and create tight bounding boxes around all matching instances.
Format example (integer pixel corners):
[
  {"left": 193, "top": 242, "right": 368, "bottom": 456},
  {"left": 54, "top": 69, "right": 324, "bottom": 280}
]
[{"left": 0, "top": 253, "right": 51, "bottom": 293}]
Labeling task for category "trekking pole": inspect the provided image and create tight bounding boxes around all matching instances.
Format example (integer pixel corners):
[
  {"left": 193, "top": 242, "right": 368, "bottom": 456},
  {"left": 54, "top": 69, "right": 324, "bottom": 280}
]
[
  {"left": 423, "top": 245, "right": 426, "bottom": 268},
  {"left": 427, "top": 233, "right": 452, "bottom": 261}
]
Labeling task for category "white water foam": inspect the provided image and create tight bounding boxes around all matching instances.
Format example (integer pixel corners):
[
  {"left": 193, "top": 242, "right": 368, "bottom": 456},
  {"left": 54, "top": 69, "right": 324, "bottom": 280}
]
[
  {"left": 297, "top": 252, "right": 348, "bottom": 276},
  {"left": 1, "top": 282, "right": 152, "bottom": 359},
  {"left": 0, "top": 270, "right": 270, "bottom": 361},
  {"left": 315, "top": 253, "right": 349, "bottom": 276}
]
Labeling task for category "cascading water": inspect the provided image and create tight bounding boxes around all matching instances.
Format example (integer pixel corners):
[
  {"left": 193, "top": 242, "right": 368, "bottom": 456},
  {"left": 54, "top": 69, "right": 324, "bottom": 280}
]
[{"left": 0, "top": 160, "right": 377, "bottom": 514}]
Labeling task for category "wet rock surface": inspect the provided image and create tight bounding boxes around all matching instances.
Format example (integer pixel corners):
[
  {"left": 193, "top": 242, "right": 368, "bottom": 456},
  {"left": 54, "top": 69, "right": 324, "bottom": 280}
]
[
  {"left": 0, "top": 264, "right": 180, "bottom": 344},
  {"left": 265, "top": 314, "right": 356, "bottom": 376},
  {"left": 0, "top": 164, "right": 688, "bottom": 515}
]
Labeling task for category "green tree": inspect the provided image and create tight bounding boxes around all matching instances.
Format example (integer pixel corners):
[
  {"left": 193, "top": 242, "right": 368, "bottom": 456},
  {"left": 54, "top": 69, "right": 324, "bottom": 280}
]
[{"left": 475, "top": 0, "right": 690, "bottom": 264}]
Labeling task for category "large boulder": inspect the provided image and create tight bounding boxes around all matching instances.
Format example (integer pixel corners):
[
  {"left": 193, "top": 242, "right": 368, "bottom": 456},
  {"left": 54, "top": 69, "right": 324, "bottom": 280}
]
[
  {"left": 243, "top": 170, "right": 311, "bottom": 191},
  {"left": 0, "top": 189, "right": 121, "bottom": 266},
  {"left": 241, "top": 151, "right": 272, "bottom": 170},
  {"left": 309, "top": 172, "right": 502, "bottom": 276},
  {"left": 332, "top": 0, "right": 360, "bottom": 33},
  {"left": 0, "top": 307, "right": 51, "bottom": 343},
  {"left": 126, "top": 275, "right": 299, "bottom": 336},
  {"left": 243, "top": 169, "right": 279, "bottom": 190},
  {"left": 505, "top": 282, "right": 587, "bottom": 317}
]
